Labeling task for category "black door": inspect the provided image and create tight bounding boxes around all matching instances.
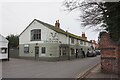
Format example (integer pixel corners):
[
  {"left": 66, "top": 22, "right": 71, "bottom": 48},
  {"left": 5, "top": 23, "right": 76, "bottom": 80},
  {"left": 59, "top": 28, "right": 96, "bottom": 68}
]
[
  {"left": 35, "top": 46, "right": 39, "bottom": 60},
  {"left": 76, "top": 49, "right": 78, "bottom": 58}
]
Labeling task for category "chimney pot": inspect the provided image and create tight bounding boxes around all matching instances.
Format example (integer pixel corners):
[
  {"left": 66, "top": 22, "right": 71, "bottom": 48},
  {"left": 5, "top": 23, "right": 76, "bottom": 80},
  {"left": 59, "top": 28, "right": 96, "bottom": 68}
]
[
  {"left": 55, "top": 20, "right": 60, "bottom": 28},
  {"left": 82, "top": 32, "right": 87, "bottom": 40}
]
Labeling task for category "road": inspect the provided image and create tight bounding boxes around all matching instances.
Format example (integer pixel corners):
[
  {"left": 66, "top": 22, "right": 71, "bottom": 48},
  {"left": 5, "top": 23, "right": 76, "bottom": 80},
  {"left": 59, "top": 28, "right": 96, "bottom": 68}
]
[{"left": 2, "top": 56, "right": 100, "bottom": 78}]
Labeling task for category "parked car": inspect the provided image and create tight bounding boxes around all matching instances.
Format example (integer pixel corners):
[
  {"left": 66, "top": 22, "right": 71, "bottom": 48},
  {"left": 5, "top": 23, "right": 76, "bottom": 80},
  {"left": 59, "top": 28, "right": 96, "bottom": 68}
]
[
  {"left": 95, "top": 50, "right": 101, "bottom": 55},
  {"left": 86, "top": 50, "right": 96, "bottom": 57}
]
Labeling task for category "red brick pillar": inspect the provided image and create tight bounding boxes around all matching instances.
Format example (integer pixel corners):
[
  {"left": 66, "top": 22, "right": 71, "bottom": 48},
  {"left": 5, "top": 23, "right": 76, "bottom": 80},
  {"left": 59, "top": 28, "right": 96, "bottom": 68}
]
[
  {"left": 99, "top": 32, "right": 117, "bottom": 74},
  {"left": 118, "top": 42, "right": 120, "bottom": 76}
]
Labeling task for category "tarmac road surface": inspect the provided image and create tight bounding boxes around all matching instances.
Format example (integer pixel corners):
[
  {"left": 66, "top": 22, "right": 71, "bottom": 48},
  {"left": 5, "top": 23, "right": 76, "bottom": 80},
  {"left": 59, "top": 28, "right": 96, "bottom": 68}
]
[{"left": 2, "top": 56, "right": 100, "bottom": 78}]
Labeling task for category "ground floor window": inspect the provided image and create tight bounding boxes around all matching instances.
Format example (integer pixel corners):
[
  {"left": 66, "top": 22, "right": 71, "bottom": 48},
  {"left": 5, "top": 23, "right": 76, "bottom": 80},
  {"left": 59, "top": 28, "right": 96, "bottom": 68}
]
[
  {"left": 59, "top": 47, "right": 62, "bottom": 56},
  {"left": 24, "top": 44, "right": 29, "bottom": 53},
  {"left": 62, "top": 47, "right": 67, "bottom": 56},
  {"left": 76, "top": 49, "right": 78, "bottom": 53},
  {"left": 1, "top": 48, "right": 7, "bottom": 54},
  {"left": 41, "top": 47, "right": 46, "bottom": 54},
  {"left": 71, "top": 48, "right": 74, "bottom": 55}
]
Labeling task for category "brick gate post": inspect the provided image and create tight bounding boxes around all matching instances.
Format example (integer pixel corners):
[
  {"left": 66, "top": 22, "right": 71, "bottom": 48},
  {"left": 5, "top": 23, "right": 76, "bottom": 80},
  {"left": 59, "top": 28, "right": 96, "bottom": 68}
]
[
  {"left": 99, "top": 32, "right": 117, "bottom": 74},
  {"left": 117, "top": 40, "right": 120, "bottom": 76}
]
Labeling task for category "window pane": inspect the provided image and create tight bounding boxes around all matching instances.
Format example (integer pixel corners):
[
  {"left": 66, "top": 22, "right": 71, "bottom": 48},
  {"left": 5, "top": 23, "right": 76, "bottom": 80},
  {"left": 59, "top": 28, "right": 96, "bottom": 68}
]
[
  {"left": 80, "top": 41, "right": 83, "bottom": 45},
  {"left": 63, "top": 47, "right": 67, "bottom": 56},
  {"left": 31, "top": 29, "right": 41, "bottom": 41},
  {"left": 41, "top": 47, "right": 46, "bottom": 54},
  {"left": 71, "top": 48, "right": 74, "bottom": 55},
  {"left": 1, "top": 48, "right": 7, "bottom": 54},
  {"left": 71, "top": 38, "right": 74, "bottom": 44},
  {"left": 24, "top": 45, "right": 29, "bottom": 53},
  {"left": 84, "top": 42, "right": 86, "bottom": 45}
]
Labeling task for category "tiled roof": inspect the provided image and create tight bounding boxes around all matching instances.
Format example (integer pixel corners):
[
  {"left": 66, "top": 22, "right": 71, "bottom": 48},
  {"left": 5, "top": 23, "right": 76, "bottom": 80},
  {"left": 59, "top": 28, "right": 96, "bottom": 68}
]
[
  {"left": 19, "top": 19, "right": 91, "bottom": 43},
  {"left": 35, "top": 19, "right": 90, "bottom": 42}
]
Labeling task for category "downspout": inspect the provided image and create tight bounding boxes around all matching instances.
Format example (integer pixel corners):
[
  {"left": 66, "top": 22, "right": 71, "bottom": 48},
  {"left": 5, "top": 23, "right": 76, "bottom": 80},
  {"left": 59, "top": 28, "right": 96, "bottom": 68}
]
[
  {"left": 67, "top": 32, "right": 70, "bottom": 60},
  {"left": 8, "top": 42, "right": 10, "bottom": 61}
]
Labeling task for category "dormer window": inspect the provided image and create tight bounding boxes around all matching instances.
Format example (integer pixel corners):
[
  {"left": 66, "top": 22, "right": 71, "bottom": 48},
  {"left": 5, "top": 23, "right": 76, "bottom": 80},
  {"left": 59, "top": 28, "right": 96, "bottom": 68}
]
[{"left": 31, "top": 29, "right": 41, "bottom": 41}]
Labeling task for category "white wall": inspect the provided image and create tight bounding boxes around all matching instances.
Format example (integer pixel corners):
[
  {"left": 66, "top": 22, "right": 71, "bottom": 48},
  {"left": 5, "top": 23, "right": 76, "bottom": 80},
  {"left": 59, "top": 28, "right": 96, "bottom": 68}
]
[
  {"left": 0, "top": 42, "right": 8, "bottom": 59},
  {"left": 0, "top": 42, "right": 8, "bottom": 48},
  {"left": 19, "top": 20, "right": 93, "bottom": 48},
  {"left": 19, "top": 20, "right": 57, "bottom": 44},
  {"left": 58, "top": 33, "right": 67, "bottom": 44},
  {"left": 0, "top": 35, "right": 8, "bottom": 59}
]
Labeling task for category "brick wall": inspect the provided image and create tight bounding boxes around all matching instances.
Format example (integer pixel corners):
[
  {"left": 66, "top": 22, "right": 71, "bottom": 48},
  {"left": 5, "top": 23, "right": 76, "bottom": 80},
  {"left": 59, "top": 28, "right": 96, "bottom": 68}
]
[
  {"left": 99, "top": 32, "right": 119, "bottom": 74},
  {"left": 117, "top": 42, "right": 120, "bottom": 76}
]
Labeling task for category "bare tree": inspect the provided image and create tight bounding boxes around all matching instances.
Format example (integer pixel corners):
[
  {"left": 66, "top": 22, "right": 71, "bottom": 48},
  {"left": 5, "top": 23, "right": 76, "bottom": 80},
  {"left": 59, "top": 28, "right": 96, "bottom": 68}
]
[
  {"left": 63, "top": 0, "right": 107, "bottom": 31},
  {"left": 63, "top": 0, "right": 120, "bottom": 41}
]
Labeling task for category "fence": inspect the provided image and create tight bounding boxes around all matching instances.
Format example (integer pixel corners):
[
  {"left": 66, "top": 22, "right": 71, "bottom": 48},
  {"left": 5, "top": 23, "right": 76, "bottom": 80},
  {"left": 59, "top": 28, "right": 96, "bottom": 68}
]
[{"left": 9, "top": 48, "right": 19, "bottom": 58}]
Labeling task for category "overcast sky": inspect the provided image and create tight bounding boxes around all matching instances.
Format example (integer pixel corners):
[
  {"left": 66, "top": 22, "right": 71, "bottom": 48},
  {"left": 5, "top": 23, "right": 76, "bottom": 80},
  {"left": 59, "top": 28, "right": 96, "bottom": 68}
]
[{"left": 0, "top": 0, "right": 102, "bottom": 41}]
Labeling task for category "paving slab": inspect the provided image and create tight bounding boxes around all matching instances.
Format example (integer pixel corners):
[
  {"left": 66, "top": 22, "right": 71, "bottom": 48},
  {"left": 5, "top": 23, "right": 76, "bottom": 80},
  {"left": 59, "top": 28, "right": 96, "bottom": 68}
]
[{"left": 85, "top": 64, "right": 119, "bottom": 79}]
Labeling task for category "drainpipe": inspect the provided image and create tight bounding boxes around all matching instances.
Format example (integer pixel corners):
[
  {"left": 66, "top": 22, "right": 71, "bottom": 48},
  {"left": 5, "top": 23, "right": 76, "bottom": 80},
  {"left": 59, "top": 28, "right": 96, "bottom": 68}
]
[
  {"left": 58, "top": 46, "right": 61, "bottom": 61},
  {"left": 8, "top": 43, "right": 10, "bottom": 61},
  {"left": 66, "top": 31, "right": 70, "bottom": 60}
]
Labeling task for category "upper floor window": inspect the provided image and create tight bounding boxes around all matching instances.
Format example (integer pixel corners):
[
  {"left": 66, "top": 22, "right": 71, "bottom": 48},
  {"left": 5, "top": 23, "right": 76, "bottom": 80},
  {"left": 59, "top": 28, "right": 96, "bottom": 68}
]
[
  {"left": 71, "top": 38, "right": 74, "bottom": 44},
  {"left": 31, "top": 29, "right": 41, "bottom": 41},
  {"left": 76, "top": 39, "right": 79, "bottom": 43},
  {"left": 80, "top": 41, "right": 83, "bottom": 45},
  {"left": 84, "top": 42, "right": 86, "bottom": 45}
]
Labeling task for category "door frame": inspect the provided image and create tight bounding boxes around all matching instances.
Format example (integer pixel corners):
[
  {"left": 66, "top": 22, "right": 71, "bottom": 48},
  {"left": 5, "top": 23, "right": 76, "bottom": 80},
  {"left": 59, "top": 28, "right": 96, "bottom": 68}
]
[{"left": 35, "top": 46, "right": 39, "bottom": 60}]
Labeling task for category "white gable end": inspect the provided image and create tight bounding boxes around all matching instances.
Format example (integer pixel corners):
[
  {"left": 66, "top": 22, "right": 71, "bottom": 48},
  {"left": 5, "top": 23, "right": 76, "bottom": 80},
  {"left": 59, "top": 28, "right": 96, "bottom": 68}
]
[{"left": 19, "top": 20, "right": 57, "bottom": 44}]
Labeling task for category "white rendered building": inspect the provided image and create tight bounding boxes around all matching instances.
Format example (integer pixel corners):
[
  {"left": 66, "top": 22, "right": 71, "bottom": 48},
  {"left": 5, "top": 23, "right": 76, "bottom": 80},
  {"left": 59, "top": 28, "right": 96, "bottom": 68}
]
[
  {"left": 0, "top": 34, "right": 9, "bottom": 60},
  {"left": 19, "top": 19, "right": 93, "bottom": 61}
]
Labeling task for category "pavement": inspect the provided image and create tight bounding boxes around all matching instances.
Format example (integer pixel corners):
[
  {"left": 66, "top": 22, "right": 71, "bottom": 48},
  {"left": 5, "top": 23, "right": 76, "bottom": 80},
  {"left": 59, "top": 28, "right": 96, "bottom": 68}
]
[{"left": 78, "top": 64, "right": 119, "bottom": 79}]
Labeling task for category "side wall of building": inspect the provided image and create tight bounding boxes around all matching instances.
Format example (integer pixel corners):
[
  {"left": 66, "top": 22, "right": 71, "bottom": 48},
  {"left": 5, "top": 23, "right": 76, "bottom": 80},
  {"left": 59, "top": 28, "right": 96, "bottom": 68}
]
[
  {"left": 19, "top": 20, "right": 93, "bottom": 61},
  {"left": 0, "top": 35, "right": 8, "bottom": 60},
  {"left": 19, "top": 43, "right": 60, "bottom": 60}
]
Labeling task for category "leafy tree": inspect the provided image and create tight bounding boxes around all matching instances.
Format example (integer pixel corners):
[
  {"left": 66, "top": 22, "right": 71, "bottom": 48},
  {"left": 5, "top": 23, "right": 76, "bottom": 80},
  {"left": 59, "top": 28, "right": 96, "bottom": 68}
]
[
  {"left": 6, "top": 34, "right": 19, "bottom": 48},
  {"left": 63, "top": 0, "right": 120, "bottom": 41},
  {"left": 104, "top": 2, "right": 120, "bottom": 41}
]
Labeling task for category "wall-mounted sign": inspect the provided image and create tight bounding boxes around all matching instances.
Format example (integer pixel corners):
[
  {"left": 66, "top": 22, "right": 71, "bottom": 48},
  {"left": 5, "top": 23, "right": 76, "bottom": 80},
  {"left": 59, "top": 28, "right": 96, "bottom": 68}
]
[{"left": 49, "top": 32, "right": 59, "bottom": 41}]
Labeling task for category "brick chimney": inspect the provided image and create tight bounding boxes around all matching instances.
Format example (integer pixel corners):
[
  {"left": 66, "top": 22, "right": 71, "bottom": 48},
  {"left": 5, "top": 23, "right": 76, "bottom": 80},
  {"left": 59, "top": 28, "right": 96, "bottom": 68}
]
[
  {"left": 55, "top": 20, "right": 60, "bottom": 28},
  {"left": 90, "top": 40, "right": 92, "bottom": 43},
  {"left": 93, "top": 40, "right": 96, "bottom": 44},
  {"left": 82, "top": 32, "right": 87, "bottom": 40}
]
